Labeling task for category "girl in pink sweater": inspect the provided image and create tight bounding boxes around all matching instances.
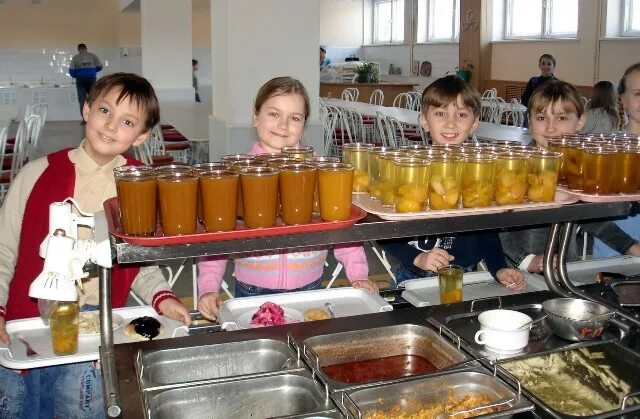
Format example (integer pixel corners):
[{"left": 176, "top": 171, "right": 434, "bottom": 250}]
[{"left": 197, "top": 77, "right": 378, "bottom": 320}]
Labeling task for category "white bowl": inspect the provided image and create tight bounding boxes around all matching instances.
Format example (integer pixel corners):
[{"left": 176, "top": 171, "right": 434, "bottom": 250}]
[{"left": 474, "top": 309, "right": 532, "bottom": 352}]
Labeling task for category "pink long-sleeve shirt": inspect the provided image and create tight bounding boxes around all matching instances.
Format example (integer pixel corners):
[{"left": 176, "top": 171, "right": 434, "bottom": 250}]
[{"left": 197, "top": 142, "right": 369, "bottom": 295}]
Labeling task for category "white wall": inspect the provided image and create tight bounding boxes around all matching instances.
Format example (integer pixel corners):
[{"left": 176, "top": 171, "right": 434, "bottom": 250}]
[
  {"left": 490, "top": 0, "right": 640, "bottom": 86},
  {"left": 320, "top": 0, "right": 363, "bottom": 47}
]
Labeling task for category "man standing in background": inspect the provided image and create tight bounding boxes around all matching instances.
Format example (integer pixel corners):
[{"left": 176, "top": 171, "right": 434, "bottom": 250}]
[
  {"left": 69, "top": 43, "right": 102, "bottom": 123},
  {"left": 320, "top": 46, "right": 332, "bottom": 70},
  {"left": 193, "top": 59, "right": 201, "bottom": 102}
]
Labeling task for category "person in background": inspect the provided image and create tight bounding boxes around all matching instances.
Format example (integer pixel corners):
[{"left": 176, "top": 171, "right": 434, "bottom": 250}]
[
  {"left": 320, "top": 46, "right": 332, "bottom": 70},
  {"left": 382, "top": 75, "right": 526, "bottom": 291},
  {"left": 192, "top": 59, "right": 201, "bottom": 103},
  {"left": 578, "top": 80, "right": 619, "bottom": 135},
  {"left": 500, "top": 80, "right": 640, "bottom": 272},
  {"left": 521, "top": 54, "right": 557, "bottom": 127},
  {"left": 0, "top": 73, "right": 191, "bottom": 418},
  {"left": 197, "top": 76, "right": 378, "bottom": 321},
  {"left": 593, "top": 63, "right": 640, "bottom": 258},
  {"left": 69, "top": 43, "right": 103, "bottom": 122}
]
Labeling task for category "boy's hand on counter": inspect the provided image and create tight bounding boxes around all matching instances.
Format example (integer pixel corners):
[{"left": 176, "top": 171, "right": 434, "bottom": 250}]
[
  {"left": 351, "top": 280, "right": 379, "bottom": 294},
  {"left": 0, "top": 318, "right": 9, "bottom": 345},
  {"left": 496, "top": 268, "right": 526, "bottom": 291},
  {"left": 198, "top": 292, "right": 225, "bottom": 321},
  {"left": 527, "top": 254, "right": 557, "bottom": 273},
  {"left": 158, "top": 299, "right": 192, "bottom": 326},
  {"left": 413, "top": 248, "right": 454, "bottom": 273}
]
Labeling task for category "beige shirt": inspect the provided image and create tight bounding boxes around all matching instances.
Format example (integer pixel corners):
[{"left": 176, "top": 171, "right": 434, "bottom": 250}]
[{"left": 0, "top": 142, "right": 171, "bottom": 309}]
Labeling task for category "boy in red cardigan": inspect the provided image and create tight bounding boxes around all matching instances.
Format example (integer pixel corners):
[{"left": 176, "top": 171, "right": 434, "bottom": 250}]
[{"left": 0, "top": 73, "right": 190, "bottom": 418}]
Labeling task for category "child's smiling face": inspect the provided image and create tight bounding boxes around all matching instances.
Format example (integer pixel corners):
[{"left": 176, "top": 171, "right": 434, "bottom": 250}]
[
  {"left": 529, "top": 100, "right": 585, "bottom": 148},
  {"left": 419, "top": 95, "right": 480, "bottom": 145},
  {"left": 82, "top": 88, "right": 149, "bottom": 166}
]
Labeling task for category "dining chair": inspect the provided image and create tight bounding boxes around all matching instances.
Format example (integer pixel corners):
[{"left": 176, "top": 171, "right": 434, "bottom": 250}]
[
  {"left": 369, "top": 89, "right": 384, "bottom": 106},
  {"left": 339, "top": 107, "right": 365, "bottom": 143},
  {"left": 376, "top": 112, "right": 404, "bottom": 147},
  {"left": 504, "top": 99, "right": 525, "bottom": 128},
  {"left": 0, "top": 126, "right": 9, "bottom": 205},
  {"left": 341, "top": 88, "right": 356, "bottom": 102},
  {"left": 392, "top": 92, "right": 414, "bottom": 109},
  {"left": 408, "top": 91, "right": 422, "bottom": 111}
]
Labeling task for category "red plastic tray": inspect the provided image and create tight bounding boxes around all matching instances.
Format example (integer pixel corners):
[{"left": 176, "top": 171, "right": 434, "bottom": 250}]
[{"left": 104, "top": 197, "right": 366, "bottom": 246}]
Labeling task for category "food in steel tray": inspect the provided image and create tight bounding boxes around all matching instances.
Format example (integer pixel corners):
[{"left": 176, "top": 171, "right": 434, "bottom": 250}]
[
  {"left": 323, "top": 354, "right": 437, "bottom": 384},
  {"left": 365, "top": 393, "right": 505, "bottom": 418},
  {"left": 502, "top": 347, "right": 635, "bottom": 416},
  {"left": 303, "top": 308, "right": 329, "bottom": 321},
  {"left": 124, "top": 316, "right": 162, "bottom": 340},
  {"left": 251, "top": 302, "right": 287, "bottom": 326}
]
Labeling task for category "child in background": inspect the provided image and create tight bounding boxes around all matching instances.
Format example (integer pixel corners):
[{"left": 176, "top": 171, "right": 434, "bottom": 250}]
[
  {"left": 578, "top": 81, "right": 618, "bottom": 135},
  {"left": 197, "top": 77, "right": 378, "bottom": 321},
  {"left": 383, "top": 75, "right": 526, "bottom": 291},
  {"left": 0, "top": 73, "right": 191, "bottom": 418},
  {"left": 593, "top": 63, "right": 640, "bottom": 258},
  {"left": 500, "top": 80, "right": 640, "bottom": 272}
]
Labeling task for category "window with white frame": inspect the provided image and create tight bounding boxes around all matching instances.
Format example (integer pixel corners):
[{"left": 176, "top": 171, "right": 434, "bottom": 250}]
[
  {"left": 373, "top": 0, "right": 404, "bottom": 43},
  {"left": 416, "top": 0, "right": 460, "bottom": 43},
  {"left": 505, "top": 0, "right": 578, "bottom": 39},
  {"left": 623, "top": 0, "right": 640, "bottom": 36}
]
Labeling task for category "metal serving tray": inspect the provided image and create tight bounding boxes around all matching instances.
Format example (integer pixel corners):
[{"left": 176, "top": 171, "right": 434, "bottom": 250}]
[
  {"left": 496, "top": 341, "right": 640, "bottom": 418},
  {"left": 332, "top": 368, "right": 534, "bottom": 419},
  {"left": 136, "top": 337, "right": 304, "bottom": 390},
  {"left": 143, "top": 369, "right": 335, "bottom": 419},
  {"left": 299, "top": 323, "right": 469, "bottom": 392},
  {"left": 435, "top": 301, "right": 624, "bottom": 361},
  {"left": 610, "top": 280, "right": 640, "bottom": 307},
  {"left": 218, "top": 287, "right": 392, "bottom": 331}
]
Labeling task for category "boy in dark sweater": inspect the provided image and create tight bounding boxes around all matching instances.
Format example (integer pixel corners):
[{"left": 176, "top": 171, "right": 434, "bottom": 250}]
[{"left": 383, "top": 75, "right": 525, "bottom": 290}]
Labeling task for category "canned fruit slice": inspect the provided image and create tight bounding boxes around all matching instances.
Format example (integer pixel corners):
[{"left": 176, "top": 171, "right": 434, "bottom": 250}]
[{"left": 353, "top": 169, "right": 370, "bottom": 192}]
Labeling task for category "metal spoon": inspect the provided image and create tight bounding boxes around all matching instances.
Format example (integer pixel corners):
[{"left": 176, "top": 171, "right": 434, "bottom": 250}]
[
  {"left": 324, "top": 302, "right": 335, "bottom": 318},
  {"left": 516, "top": 314, "right": 547, "bottom": 330}
]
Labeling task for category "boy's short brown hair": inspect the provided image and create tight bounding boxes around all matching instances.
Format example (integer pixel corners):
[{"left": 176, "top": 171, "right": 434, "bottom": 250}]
[
  {"left": 85, "top": 72, "right": 160, "bottom": 131},
  {"left": 421, "top": 75, "right": 482, "bottom": 118},
  {"left": 254, "top": 76, "right": 310, "bottom": 121},
  {"left": 528, "top": 80, "right": 584, "bottom": 118}
]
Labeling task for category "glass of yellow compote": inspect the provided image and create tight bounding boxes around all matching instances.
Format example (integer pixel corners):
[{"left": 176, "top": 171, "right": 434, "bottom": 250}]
[
  {"left": 429, "top": 155, "right": 463, "bottom": 210},
  {"left": 377, "top": 150, "right": 407, "bottom": 206},
  {"left": 494, "top": 152, "right": 529, "bottom": 205},
  {"left": 342, "top": 143, "right": 374, "bottom": 193},
  {"left": 527, "top": 150, "right": 561, "bottom": 202},
  {"left": 393, "top": 157, "right": 430, "bottom": 213},
  {"left": 460, "top": 153, "right": 496, "bottom": 208}
]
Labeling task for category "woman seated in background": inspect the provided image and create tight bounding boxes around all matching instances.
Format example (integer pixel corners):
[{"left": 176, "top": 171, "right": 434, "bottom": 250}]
[{"left": 578, "top": 80, "right": 619, "bottom": 135}]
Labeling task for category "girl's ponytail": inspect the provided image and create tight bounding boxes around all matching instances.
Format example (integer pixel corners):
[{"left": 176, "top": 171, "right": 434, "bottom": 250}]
[{"left": 618, "top": 95, "right": 625, "bottom": 132}]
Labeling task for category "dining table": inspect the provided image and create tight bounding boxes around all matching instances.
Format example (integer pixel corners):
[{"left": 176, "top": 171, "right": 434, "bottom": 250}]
[{"left": 323, "top": 98, "right": 532, "bottom": 144}]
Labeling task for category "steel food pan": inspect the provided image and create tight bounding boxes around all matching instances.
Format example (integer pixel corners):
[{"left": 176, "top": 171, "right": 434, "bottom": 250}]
[
  {"left": 610, "top": 280, "right": 640, "bottom": 307},
  {"left": 301, "top": 323, "right": 468, "bottom": 391},
  {"left": 439, "top": 303, "right": 624, "bottom": 359},
  {"left": 137, "top": 338, "right": 303, "bottom": 390},
  {"left": 498, "top": 341, "right": 640, "bottom": 418},
  {"left": 143, "top": 370, "right": 334, "bottom": 419},
  {"left": 333, "top": 369, "right": 534, "bottom": 419}
]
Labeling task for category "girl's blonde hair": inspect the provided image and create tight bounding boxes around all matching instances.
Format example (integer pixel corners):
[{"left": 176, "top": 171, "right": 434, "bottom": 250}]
[
  {"left": 254, "top": 76, "right": 310, "bottom": 121},
  {"left": 527, "top": 80, "right": 584, "bottom": 118},
  {"left": 617, "top": 62, "right": 640, "bottom": 130}
]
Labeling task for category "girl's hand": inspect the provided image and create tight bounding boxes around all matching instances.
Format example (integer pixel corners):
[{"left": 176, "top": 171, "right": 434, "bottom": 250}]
[
  {"left": 351, "top": 280, "right": 379, "bottom": 294},
  {"left": 496, "top": 268, "right": 526, "bottom": 291},
  {"left": 158, "top": 299, "right": 192, "bottom": 326},
  {"left": 197, "top": 292, "right": 225, "bottom": 321},
  {"left": 413, "top": 248, "right": 455, "bottom": 273}
]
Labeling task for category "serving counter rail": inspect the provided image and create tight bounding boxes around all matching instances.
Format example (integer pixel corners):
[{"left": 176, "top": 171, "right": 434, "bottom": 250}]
[{"left": 99, "top": 200, "right": 636, "bottom": 417}]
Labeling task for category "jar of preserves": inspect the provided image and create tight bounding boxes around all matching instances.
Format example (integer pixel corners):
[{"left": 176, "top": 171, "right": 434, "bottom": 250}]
[
  {"left": 460, "top": 153, "right": 495, "bottom": 208},
  {"left": 429, "top": 155, "right": 463, "bottom": 210},
  {"left": 393, "top": 157, "right": 430, "bottom": 213},
  {"left": 342, "top": 143, "right": 374, "bottom": 192},
  {"left": 582, "top": 145, "right": 617, "bottom": 194},
  {"left": 527, "top": 150, "right": 561, "bottom": 202},
  {"left": 493, "top": 152, "right": 528, "bottom": 205}
]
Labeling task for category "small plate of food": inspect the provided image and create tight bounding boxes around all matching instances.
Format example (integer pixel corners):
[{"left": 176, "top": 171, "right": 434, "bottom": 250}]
[
  {"left": 123, "top": 316, "right": 164, "bottom": 340},
  {"left": 78, "top": 311, "right": 124, "bottom": 338},
  {"left": 236, "top": 302, "right": 303, "bottom": 329}
]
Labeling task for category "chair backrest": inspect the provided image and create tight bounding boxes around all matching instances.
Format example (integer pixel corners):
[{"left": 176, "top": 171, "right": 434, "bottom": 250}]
[
  {"left": 393, "top": 92, "right": 413, "bottom": 109},
  {"left": 408, "top": 91, "right": 422, "bottom": 111},
  {"left": 369, "top": 89, "right": 384, "bottom": 106},
  {"left": 11, "top": 114, "right": 40, "bottom": 180},
  {"left": 504, "top": 98, "right": 524, "bottom": 127},
  {"left": 345, "top": 87, "right": 359, "bottom": 101},
  {"left": 481, "top": 88, "right": 497, "bottom": 100},
  {"left": 28, "top": 104, "right": 47, "bottom": 152},
  {"left": 341, "top": 88, "right": 356, "bottom": 102},
  {"left": 147, "top": 124, "right": 167, "bottom": 156},
  {"left": 375, "top": 111, "right": 404, "bottom": 147},
  {"left": 133, "top": 142, "right": 153, "bottom": 166},
  {"left": 492, "top": 97, "right": 507, "bottom": 124},
  {"left": 339, "top": 106, "right": 364, "bottom": 142}
]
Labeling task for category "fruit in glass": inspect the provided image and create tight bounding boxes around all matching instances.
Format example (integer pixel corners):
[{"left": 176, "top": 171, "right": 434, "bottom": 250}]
[
  {"left": 342, "top": 143, "right": 374, "bottom": 192},
  {"left": 582, "top": 145, "right": 617, "bottom": 194},
  {"left": 460, "top": 154, "right": 495, "bottom": 208},
  {"left": 394, "top": 157, "right": 429, "bottom": 213},
  {"left": 494, "top": 153, "right": 528, "bottom": 205},
  {"left": 50, "top": 301, "right": 79, "bottom": 356},
  {"left": 527, "top": 151, "right": 561, "bottom": 202},
  {"left": 429, "top": 156, "right": 462, "bottom": 210},
  {"left": 438, "top": 265, "right": 463, "bottom": 304}
]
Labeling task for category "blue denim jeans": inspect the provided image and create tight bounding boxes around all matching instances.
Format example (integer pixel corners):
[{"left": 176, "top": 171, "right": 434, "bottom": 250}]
[
  {"left": 0, "top": 305, "right": 104, "bottom": 419},
  {"left": 235, "top": 279, "right": 323, "bottom": 298}
]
